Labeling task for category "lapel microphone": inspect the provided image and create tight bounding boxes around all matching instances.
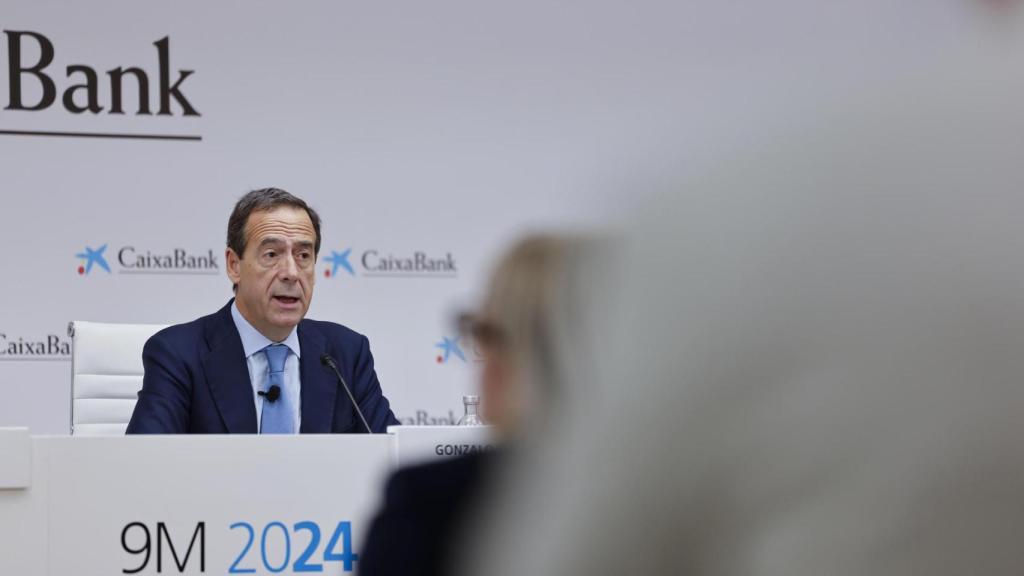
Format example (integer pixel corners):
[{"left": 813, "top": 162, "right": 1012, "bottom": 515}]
[
  {"left": 258, "top": 385, "right": 281, "bottom": 403},
  {"left": 321, "top": 354, "right": 372, "bottom": 434}
]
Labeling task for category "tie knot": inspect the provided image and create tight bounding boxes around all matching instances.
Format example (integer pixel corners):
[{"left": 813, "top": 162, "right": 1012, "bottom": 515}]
[{"left": 263, "top": 344, "right": 289, "bottom": 373}]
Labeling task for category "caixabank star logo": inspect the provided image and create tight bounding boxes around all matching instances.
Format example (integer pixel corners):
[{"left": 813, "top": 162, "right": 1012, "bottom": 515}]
[
  {"left": 75, "top": 243, "right": 219, "bottom": 276},
  {"left": 323, "top": 249, "right": 355, "bottom": 278},
  {"left": 434, "top": 335, "right": 466, "bottom": 364},
  {"left": 75, "top": 244, "right": 111, "bottom": 275},
  {"left": 321, "top": 245, "right": 457, "bottom": 280},
  {"left": 434, "top": 335, "right": 485, "bottom": 365}
]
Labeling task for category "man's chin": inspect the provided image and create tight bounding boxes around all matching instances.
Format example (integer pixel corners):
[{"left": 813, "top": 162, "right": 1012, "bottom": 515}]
[{"left": 268, "top": 308, "right": 306, "bottom": 329}]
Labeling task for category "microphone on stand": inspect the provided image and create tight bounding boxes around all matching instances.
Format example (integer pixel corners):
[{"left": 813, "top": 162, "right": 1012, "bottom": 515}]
[{"left": 321, "top": 354, "right": 372, "bottom": 433}]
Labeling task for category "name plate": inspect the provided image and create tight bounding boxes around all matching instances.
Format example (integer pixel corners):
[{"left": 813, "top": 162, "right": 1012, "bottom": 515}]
[{"left": 387, "top": 425, "right": 496, "bottom": 468}]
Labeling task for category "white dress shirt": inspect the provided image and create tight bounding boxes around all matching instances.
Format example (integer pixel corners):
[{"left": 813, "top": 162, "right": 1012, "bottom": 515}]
[{"left": 230, "top": 301, "right": 302, "bottom": 433}]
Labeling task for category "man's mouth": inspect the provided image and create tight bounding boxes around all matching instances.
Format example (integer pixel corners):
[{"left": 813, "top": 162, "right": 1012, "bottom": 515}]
[{"left": 273, "top": 296, "right": 300, "bottom": 305}]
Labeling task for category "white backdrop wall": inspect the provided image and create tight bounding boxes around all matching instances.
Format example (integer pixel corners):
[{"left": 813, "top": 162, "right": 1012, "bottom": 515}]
[
  {"left": 0, "top": 0, "right": 665, "bottom": 433},
  {"left": 0, "top": 1, "right": 989, "bottom": 433}
]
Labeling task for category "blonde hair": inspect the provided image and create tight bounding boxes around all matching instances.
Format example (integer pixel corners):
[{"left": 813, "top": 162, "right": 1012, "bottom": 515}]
[{"left": 476, "top": 234, "right": 588, "bottom": 433}]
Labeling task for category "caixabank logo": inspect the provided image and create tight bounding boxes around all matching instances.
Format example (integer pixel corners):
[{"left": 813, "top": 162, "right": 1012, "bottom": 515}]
[
  {"left": 75, "top": 243, "right": 219, "bottom": 276},
  {"left": 2, "top": 30, "right": 201, "bottom": 141},
  {"left": 323, "top": 248, "right": 355, "bottom": 278},
  {"left": 434, "top": 334, "right": 485, "bottom": 366},
  {"left": 321, "top": 246, "right": 457, "bottom": 280},
  {"left": 398, "top": 410, "right": 459, "bottom": 426},
  {"left": 434, "top": 335, "right": 466, "bottom": 364},
  {"left": 0, "top": 330, "right": 71, "bottom": 362}
]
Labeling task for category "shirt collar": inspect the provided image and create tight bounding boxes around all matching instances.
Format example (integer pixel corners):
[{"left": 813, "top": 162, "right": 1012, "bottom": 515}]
[{"left": 230, "top": 300, "right": 301, "bottom": 359}]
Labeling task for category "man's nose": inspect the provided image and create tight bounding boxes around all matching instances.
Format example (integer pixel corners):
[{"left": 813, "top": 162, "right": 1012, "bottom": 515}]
[{"left": 279, "top": 252, "right": 299, "bottom": 280}]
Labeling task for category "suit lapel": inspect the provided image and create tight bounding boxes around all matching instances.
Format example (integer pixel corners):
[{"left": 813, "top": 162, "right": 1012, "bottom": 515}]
[
  {"left": 201, "top": 301, "right": 259, "bottom": 433},
  {"left": 298, "top": 321, "right": 338, "bottom": 433}
]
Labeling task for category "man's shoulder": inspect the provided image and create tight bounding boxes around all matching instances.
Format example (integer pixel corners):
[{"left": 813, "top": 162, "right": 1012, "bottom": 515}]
[
  {"left": 299, "top": 316, "right": 367, "bottom": 345},
  {"left": 385, "top": 453, "right": 493, "bottom": 509},
  {"left": 145, "top": 304, "right": 227, "bottom": 354}
]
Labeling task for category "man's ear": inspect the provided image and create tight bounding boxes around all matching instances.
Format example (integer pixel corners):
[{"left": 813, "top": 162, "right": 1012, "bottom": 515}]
[{"left": 226, "top": 248, "right": 241, "bottom": 286}]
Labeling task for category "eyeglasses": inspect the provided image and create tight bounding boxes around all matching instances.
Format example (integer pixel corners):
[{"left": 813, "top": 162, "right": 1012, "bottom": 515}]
[{"left": 456, "top": 312, "right": 506, "bottom": 351}]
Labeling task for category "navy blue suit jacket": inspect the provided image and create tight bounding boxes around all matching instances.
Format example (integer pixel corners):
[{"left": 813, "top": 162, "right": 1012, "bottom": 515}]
[
  {"left": 360, "top": 453, "right": 494, "bottom": 576},
  {"left": 126, "top": 300, "right": 398, "bottom": 434}
]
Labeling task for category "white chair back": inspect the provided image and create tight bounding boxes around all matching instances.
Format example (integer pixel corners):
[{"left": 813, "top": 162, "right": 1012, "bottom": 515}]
[{"left": 69, "top": 321, "right": 167, "bottom": 436}]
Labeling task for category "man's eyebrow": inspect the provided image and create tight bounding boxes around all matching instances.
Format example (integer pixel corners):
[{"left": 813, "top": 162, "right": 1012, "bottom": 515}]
[
  {"left": 257, "top": 237, "right": 286, "bottom": 248},
  {"left": 257, "top": 237, "right": 314, "bottom": 249}
]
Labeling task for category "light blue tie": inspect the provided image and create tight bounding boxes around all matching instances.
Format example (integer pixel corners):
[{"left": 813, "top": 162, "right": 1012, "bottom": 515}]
[{"left": 260, "top": 344, "right": 295, "bottom": 434}]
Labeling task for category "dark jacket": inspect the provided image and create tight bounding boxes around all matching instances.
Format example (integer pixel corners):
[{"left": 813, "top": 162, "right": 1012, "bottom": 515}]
[
  {"left": 359, "top": 452, "right": 494, "bottom": 576},
  {"left": 126, "top": 300, "right": 398, "bottom": 433}
]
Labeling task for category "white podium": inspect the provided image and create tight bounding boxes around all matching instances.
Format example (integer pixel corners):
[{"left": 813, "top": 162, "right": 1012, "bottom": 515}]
[{"left": 0, "top": 426, "right": 495, "bottom": 576}]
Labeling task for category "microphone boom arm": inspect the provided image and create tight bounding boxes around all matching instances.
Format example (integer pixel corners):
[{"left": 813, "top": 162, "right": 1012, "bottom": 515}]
[{"left": 320, "top": 354, "right": 373, "bottom": 434}]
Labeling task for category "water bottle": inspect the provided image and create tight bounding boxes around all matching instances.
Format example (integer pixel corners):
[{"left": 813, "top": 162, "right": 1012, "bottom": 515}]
[{"left": 458, "top": 395, "right": 483, "bottom": 426}]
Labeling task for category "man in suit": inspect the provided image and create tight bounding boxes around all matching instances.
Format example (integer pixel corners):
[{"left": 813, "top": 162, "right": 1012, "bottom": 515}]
[{"left": 126, "top": 188, "right": 398, "bottom": 434}]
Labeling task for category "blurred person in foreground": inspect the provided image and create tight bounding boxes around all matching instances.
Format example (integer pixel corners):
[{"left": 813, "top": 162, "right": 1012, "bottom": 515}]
[
  {"left": 459, "top": 4, "right": 1024, "bottom": 576},
  {"left": 359, "top": 234, "right": 599, "bottom": 576},
  {"left": 127, "top": 187, "right": 398, "bottom": 434}
]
